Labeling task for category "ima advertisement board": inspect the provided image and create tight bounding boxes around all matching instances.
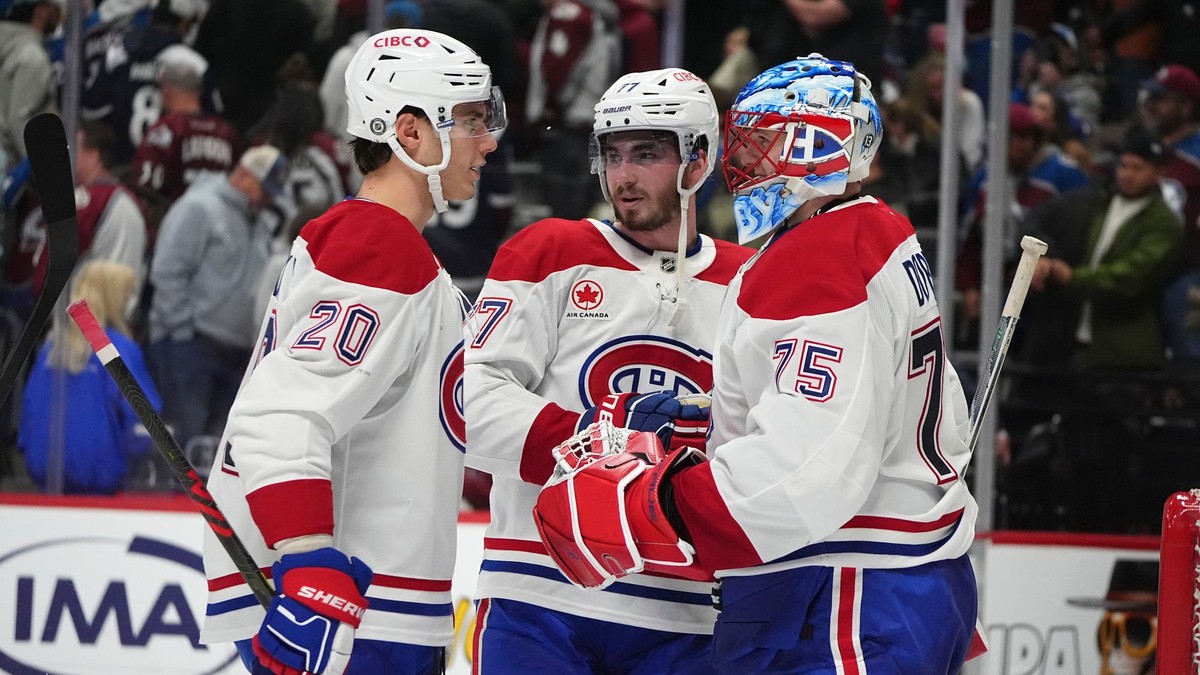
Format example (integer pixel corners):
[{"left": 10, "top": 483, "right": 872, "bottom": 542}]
[
  {"left": 0, "top": 498, "right": 1162, "bottom": 674},
  {"left": 0, "top": 499, "right": 486, "bottom": 675}
]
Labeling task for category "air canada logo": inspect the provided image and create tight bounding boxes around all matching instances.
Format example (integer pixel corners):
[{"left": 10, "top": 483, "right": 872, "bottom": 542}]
[
  {"left": 567, "top": 280, "right": 609, "bottom": 320},
  {"left": 578, "top": 335, "right": 713, "bottom": 406}
]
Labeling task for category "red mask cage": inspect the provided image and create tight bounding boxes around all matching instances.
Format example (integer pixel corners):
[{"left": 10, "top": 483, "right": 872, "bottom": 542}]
[{"left": 722, "top": 109, "right": 854, "bottom": 193}]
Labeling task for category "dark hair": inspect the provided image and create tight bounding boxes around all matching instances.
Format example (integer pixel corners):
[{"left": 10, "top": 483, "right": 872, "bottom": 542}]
[
  {"left": 350, "top": 106, "right": 426, "bottom": 175},
  {"left": 4, "top": 2, "right": 38, "bottom": 22},
  {"left": 248, "top": 84, "right": 324, "bottom": 157},
  {"left": 78, "top": 120, "right": 117, "bottom": 169}
]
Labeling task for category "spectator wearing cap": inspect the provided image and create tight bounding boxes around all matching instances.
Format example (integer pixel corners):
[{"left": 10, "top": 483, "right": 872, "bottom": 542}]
[
  {"left": 1031, "top": 128, "right": 1183, "bottom": 370},
  {"left": 955, "top": 102, "right": 1091, "bottom": 326},
  {"left": 147, "top": 145, "right": 288, "bottom": 450},
  {"left": 1140, "top": 64, "right": 1200, "bottom": 265},
  {"left": 130, "top": 44, "right": 241, "bottom": 205},
  {"left": 0, "top": 0, "right": 61, "bottom": 170}
]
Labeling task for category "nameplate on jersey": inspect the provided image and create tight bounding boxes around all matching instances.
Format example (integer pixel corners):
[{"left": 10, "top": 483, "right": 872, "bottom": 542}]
[{"left": 565, "top": 279, "right": 612, "bottom": 321}]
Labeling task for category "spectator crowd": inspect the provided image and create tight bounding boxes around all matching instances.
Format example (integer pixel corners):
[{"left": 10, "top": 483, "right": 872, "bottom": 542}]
[{"left": 1, "top": 0, "right": 1199, "bottom": 534}]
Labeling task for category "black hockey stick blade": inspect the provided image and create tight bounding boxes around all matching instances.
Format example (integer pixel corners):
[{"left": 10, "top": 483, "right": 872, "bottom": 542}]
[
  {"left": 68, "top": 299, "right": 274, "bottom": 607},
  {"left": 0, "top": 113, "right": 80, "bottom": 407}
]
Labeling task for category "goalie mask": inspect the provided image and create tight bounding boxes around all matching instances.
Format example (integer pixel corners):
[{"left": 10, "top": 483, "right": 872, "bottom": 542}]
[
  {"left": 344, "top": 29, "right": 507, "bottom": 212},
  {"left": 722, "top": 54, "right": 882, "bottom": 244},
  {"left": 590, "top": 68, "right": 719, "bottom": 322}
]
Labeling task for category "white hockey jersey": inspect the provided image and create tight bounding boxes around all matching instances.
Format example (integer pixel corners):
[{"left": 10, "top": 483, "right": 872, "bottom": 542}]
[
  {"left": 201, "top": 199, "right": 467, "bottom": 647},
  {"left": 672, "top": 196, "right": 978, "bottom": 576},
  {"left": 465, "top": 218, "right": 754, "bottom": 634}
]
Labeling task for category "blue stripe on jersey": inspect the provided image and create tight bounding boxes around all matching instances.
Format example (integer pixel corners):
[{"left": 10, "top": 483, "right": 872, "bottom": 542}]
[
  {"left": 772, "top": 521, "right": 960, "bottom": 565},
  {"left": 207, "top": 595, "right": 260, "bottom": 616},
  {"left": 365, "top": 597, "right": 454, "bottom": 617},
  {"left": 481, "top": 560, "right": 714, "bottom": 606},
  {"left": 208, "top": 596, "right": 453, "bottom": 618}
]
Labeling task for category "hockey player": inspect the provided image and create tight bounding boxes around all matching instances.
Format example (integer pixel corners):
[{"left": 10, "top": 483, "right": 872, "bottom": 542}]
[
  {"left": 464, "top": 69, "right": 754, "bottom": 673},
  {"left": 199, "top": 29, "right": 505, "bottom": 675},
  {"left": 533, "top": 54, "right": 980, "bottom": 673}
]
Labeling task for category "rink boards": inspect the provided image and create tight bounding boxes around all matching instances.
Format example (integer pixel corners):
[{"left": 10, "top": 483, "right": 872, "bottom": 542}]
[{"left": 0, "top": 495, "right": 1158, "bottom": 675}]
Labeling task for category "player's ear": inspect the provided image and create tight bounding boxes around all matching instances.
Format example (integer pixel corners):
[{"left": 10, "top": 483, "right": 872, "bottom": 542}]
[
  {"left": 682, "top": 148, "right": 709, "bottom": 191},
  {"left": 393, "top": 112, "right": 423, "bottom": 150}
]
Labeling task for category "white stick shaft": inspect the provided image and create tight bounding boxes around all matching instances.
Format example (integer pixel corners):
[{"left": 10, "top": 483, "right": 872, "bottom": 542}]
[{"left": 967, "top": 236, "right": 1048, "bottom": 452}]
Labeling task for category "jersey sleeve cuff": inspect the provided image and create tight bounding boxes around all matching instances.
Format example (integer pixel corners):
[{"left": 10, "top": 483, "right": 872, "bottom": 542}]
[
  {"left": 519, "top": 402, "right": 582, "bottom": 485},
  {"left": 672, "top": 462, "right": 763, "bottom": 571},
  {"left": 247, "top": 478, "right": 335, "bottom": 548}
]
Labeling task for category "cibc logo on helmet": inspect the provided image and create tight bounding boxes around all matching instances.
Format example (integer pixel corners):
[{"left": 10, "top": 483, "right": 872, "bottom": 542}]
[{"left": 374, "top": 34, "right": 430, "bottom": 48}]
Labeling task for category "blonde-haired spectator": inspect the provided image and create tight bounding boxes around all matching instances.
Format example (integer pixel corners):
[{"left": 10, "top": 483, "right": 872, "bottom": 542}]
[{"left": 17, "top": 261, "right": 161, "bottom": 494}]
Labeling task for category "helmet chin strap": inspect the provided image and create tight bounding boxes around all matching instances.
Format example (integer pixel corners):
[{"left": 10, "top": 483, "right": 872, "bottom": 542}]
[
  {"left": 387, "top": 130, "right": 454, "bottom": 214},
  {"left": 667, "top": 158, "right": 705, "bottom": 327}
]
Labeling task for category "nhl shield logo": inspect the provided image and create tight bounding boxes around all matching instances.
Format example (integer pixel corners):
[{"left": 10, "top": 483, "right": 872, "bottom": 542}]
[{"left": 660, "top": 257, "right": 677, "bottom": 273}]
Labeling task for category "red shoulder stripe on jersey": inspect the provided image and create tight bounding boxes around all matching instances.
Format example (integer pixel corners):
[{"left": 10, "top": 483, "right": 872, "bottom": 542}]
[
  {"left": 519, "top": 402, "right": 582, "bottom": 485},
  {"left": 737, "top": 201, "right": 914, "bottom": 320},
  {"left": 671, "top": 462, "right": 762, "bottom": 570},
  {"left": 302, "top": 200, "right": 440, "bottom": 294},
  {"left": 487, "top": 219, "right": 638, "bottom": 283},
  {"left": 246, "top": 478, "right": 334, "bottom": 547},
  {"left": 693, "top": 240, "right": 755, "bottom": 284}
]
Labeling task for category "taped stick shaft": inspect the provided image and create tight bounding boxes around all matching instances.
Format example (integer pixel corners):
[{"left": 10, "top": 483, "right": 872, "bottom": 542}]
[
  {"left": 67, "top": 300, "right": 273, "bottom": 607},
  {"left": 967, "top": 236, "right": 1049, "bottom": 452}
]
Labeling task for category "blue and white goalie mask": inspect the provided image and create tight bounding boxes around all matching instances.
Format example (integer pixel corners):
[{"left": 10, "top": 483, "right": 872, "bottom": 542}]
[{"left": 721, "top": 54, "right": 883, "bottom": 244}]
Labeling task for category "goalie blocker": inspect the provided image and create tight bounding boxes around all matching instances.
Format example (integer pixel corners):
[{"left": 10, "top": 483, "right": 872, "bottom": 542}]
[{"left": 532, "top": 421, "right": 712, "bottom": 589}]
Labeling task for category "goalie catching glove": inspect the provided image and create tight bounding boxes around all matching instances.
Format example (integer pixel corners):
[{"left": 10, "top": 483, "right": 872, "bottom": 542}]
[
  {"left": 533, "top": 420, "right": 711, "bottom": 589},
  {"left": 252, "top": 548, "right": 373, "bottom": 675},
  {"left": 577, "top": 391, "right": 711, "bottom": 453}
]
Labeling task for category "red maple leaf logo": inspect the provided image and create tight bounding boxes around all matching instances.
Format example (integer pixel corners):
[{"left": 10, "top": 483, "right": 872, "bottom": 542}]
[
  {"left": 576, "top": 284, "right": 599, "bottom": 305},
  {"left": 572, "top": 281, "right": 603, "bottom": 310}
]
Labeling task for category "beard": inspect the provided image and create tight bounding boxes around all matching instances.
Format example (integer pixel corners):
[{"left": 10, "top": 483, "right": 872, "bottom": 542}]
[{"left": 612, "top": 185, "right": 679, "bottom": 232}]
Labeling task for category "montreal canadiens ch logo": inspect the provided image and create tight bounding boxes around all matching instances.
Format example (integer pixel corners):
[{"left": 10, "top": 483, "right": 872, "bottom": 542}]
[
  {"left": 571, "top": 279, "right": 604, "bottom": 311},
  {"left": 440, "top": 341, "right": 466, "bottom": 452},
  {"left": 578, "top": 335, "right": 713, "bottom": 407}
]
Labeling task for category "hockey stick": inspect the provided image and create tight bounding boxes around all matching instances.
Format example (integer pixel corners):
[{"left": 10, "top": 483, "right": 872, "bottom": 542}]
[
  {"left": 67, "top": 299, "right": 274, "bottom": 608},
  {"left": 966, "top": 235, "right": 1049, "bottom": 452},
  {"left": 0, "top": 113, "right": 80, "bottom": 407}
]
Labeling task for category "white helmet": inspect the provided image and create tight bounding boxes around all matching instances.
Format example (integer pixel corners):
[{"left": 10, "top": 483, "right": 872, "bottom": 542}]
[
  {"left": 344, "top": 29, "right": 506, "bottom": 212},
  {"left": 722, "top": 54, "right": 882, "bottom": 244},
  {"left": 590, "top": 68, "right": 720, "bottom": 203},
  {"left": 590, "top": 68, "right": 719, "bottom": 325}
]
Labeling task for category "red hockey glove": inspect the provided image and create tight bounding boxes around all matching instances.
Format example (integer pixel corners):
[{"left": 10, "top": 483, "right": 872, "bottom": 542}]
[
  {"left": 252, "top": 548, "right": 373, "bottom": 675},
  {"left": 533, "top": 420, "right": 711, "bottom": 589},
  {"left": 577, "top": 391, "right": 710, "bottom": 452}
]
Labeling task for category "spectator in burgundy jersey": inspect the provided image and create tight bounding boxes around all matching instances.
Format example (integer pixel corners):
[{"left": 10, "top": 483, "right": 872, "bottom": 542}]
[
  {"left": 31, "top": 121, "right": 148, "bottom": 299},
  {"left": 525, "top": 0, "right": 621, "bottom": 219},
  {"left": 130, "top": 44, "right": 241, "bottom": 205},
  {"left": 1140, "top": 64, "right": 1200, "bottom": 264}
]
